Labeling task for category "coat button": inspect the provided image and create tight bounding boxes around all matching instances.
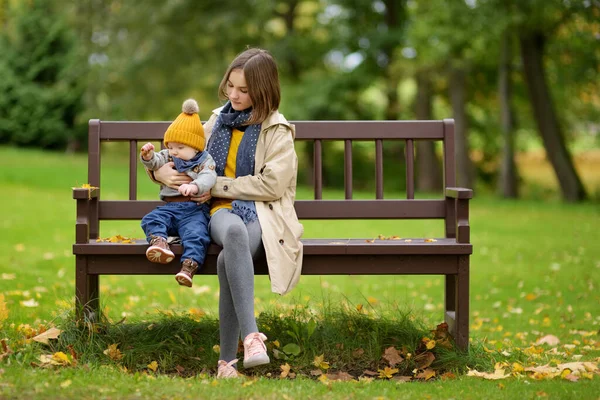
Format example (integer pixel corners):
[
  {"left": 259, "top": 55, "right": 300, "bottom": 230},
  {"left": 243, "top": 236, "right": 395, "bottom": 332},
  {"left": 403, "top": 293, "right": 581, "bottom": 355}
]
[
  {"left": 269, "top": 204, "right": 273, "bottom": 210},
  {"left": 279, "top": 239, "right": 284, "bottom": 245},
  {"left": 223, "top": 185, "right": 228, "bottom": 191}
]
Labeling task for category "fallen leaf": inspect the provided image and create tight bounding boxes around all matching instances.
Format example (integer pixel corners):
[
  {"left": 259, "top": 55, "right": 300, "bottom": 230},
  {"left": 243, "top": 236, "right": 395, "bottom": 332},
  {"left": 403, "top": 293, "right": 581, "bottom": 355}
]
[
  {"left": 310, "top": 369, "right": 322, "bottom": 376},
  {"left": 20, "top": 299, "right": 39, "bottom": 308},
  {"left": 415, "top": 368, "right": 436, "bottom": 380},
  {"left": 467, "top": 368, "right": 510, "bottom": 380},
  {"left": 60, "top": 380, "right": 72, "bottom": 388},
  {"left": 103, "top": 344, "right": 123, "bottom": 361},
  {"left": 313, "top": 354, "right": 330, "bottom": 370},
  {"left": 414, "top": 351, "right": 435, "bottom": 369},
  {"left": 352, "top": 348, "right": 365, "bottom": 358},
  {"left": 32, "top": 327, "right": 62, "bottom": 345},
  {"left": 0, "top": 295, "right": 8, "bottom": 325},
  {"left": 378, "top": 367, "right": 399, "bottom": 379},
  {"left": 424, "top": 238, "right": 437, "bottom": 242},
  {"left": 280, "top": 363, "right": 291, "bottom": 378},
  {"left": 326, "top": 371, "right": 355, "bottom": 381},
  {"left": 383, "top": 346, "right": 403, "bottom": 367},
  {"left": 147, "top": 361, "right": 158, "bottom": 372},
  {"left": 536, "top": 335, "right": 560, "bottom": 346}
]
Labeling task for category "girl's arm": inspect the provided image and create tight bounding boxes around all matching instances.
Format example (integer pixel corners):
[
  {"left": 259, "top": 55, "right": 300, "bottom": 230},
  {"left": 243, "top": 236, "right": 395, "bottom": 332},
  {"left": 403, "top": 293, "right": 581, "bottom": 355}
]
[{"left": 210, "top": 125, "right": 296, "bottom": 202}]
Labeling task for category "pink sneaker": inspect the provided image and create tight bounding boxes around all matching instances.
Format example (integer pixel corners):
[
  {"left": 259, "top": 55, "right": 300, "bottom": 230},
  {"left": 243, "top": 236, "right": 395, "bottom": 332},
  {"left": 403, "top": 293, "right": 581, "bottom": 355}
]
[
  {"left": 243, "top": 332, "right": 270, "bottom": 368},
  {"left": 217, "top": 359, "right": 239, "bottom": 379}
]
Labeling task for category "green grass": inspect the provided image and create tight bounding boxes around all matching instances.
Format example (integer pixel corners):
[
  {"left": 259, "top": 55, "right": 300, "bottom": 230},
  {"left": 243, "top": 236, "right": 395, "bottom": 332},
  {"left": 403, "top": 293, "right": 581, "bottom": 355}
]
[{"left": 0, "top": 146, "right": 599, "bottom": 399}]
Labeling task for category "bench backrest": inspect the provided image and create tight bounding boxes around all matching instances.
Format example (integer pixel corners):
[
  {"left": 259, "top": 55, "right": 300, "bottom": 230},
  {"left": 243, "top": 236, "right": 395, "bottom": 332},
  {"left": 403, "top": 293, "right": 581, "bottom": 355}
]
[{"left": 86, "top": 119, "right": 456, "bottom": 238}]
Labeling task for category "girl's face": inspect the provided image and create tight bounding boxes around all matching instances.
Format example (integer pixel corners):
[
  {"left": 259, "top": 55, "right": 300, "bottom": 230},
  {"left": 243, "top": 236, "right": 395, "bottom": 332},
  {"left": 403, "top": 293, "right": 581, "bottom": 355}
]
[
  {"left": 167, "top": 142, "right": 198, "bottom": 160},
  {"left": 226, "top": 69, "right": 253, "bottom": 111}
]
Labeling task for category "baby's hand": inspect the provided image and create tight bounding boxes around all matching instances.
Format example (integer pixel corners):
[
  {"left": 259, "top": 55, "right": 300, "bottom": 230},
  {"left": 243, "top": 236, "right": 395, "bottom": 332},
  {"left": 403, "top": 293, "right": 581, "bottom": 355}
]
[
  {"left": 140, "top": 143, "right": 155, "bottom": 160},
  {"left": 179, "top": 183, "right": 199, "bottom": 196}
]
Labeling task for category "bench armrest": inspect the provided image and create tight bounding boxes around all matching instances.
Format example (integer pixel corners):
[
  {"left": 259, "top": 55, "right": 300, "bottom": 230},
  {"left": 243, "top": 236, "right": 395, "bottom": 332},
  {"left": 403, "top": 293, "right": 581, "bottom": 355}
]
[
  {"left": 73, "top": 187, "right": 99, "bottom": 244},
  {"left": 445, "top": 187, "right": 473, "bottom": 199},
  {"left": 73, "top": 187, "right": 99, "bottom": 199},
  {"left": 444, "top": 187, "right": 472, "bottom": 244}
]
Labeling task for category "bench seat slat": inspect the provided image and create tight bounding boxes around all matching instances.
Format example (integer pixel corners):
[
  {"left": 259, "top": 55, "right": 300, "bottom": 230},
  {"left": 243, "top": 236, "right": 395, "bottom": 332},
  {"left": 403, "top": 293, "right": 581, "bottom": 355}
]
[
  {"left": 74, "top": 238, "right": 471, "bottom": 256},
  {"left": 98, "top": 200, "right": 447, "bottom": 220},
  {"left": 81, "top": 254, "right": 460, "bottom": 275}
]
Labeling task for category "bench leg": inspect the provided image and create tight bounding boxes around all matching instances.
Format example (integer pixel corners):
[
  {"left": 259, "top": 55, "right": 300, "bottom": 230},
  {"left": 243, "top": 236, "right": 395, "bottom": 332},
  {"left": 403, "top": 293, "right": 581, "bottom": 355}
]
[
  {"left": 75, "top": 256, "right": 100, "bottom": 321},
  {"left": 445, "top": 256, "right": 470, "bottom": 351}
]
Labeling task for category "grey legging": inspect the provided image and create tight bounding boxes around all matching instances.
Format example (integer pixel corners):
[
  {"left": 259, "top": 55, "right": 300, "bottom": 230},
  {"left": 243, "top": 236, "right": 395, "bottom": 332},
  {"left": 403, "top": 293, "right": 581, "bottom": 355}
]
[{"left": 210, "top": 209, "right": 263, "bottom": 363}]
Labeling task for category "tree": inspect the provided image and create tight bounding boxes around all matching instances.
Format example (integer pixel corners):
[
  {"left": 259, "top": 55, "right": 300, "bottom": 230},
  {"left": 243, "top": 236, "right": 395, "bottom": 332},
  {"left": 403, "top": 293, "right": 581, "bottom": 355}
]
[
  {"left": 0, "top": 0, "right": 86, "bottom": 150},
  {"left": 515, "top": 0, "right": 591, "bottom": 202}
]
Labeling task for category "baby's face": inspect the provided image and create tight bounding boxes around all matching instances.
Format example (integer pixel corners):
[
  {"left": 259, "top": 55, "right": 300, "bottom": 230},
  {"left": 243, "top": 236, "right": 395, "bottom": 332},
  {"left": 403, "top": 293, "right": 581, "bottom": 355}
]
[{"left": 167, "top": 142, "right": 198, "bottom": 160}]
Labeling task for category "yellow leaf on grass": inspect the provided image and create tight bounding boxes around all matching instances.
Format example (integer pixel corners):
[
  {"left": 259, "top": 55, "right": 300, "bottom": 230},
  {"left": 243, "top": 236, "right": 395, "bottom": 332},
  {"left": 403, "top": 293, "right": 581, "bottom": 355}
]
[
  {"left": 32, "top": 327, "right": 62, "bottom": 344},
  {"left": 0, "top": 294, "right": 8, "bottom": 325},
  {"left": 103, "top": 344, "right": 123, "bottom": 361},
  {"left": 422, "top": 337, "right": 436, "bottom": 350},
  {"left": 212, "top": 345, "right": 220, "bottom": 354},
  {"left": 313, "top": 354, "right": 330, "bottom": 370},
  {"left": 51, "top": 352, "right": 71, "bottom": 365},
  {"left": 147, "top": 361, "right": 158, "bottom": 372},
  {"left": 378, "top": 367, "right": 399, "bottom": 379},
  {"left": 272, "top": 340, "right": 280, "bottom": 348}
]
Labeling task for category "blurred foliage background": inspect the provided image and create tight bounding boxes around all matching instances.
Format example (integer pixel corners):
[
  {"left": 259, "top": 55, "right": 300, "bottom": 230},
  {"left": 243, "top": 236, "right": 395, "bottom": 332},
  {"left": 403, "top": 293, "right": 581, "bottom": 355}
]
[{"left": 0, "top": 0, "right": 598, "bottom": 201}]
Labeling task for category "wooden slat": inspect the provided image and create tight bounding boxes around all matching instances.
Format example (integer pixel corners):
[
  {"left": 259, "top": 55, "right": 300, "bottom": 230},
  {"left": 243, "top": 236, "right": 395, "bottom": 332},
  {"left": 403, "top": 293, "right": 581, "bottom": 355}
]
[
  {"left": 96, "top": 120, "right": 446, "bottom": 141},
  {"left": 97, "top": 199, "right": 447, "bottom": 220},
  {"left": 314, "top": 139, "right": 322, "bottom": 199},
  {"left": 406, "top": 139, "right": 414, "bottom": 199},
  {"left": 344, "top": 140, "right": 352, "bottom": 199},
  {"left": 84, "top": 254, "right": 462, "bottom": 275},
  {"left": 376, "top": 139, "right": 383, "bottom": 199},
  {"left": 75, "top": 238, "right": 472, "bottom": 256},
  {"left": 129, "top": 140, "right": 137, "bottom": 200}
]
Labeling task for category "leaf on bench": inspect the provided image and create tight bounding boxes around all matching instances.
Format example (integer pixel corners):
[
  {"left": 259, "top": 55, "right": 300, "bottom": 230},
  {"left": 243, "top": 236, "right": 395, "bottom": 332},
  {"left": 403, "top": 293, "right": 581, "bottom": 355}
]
[
  {"left": 425, "top": 238, "right": 438, "bottom": 242},
  {"left": 96, "top": 235, "right": 137, "bottom": 244},
  {"left": 72, "top": 183, "right": 99, "bottom": 200}
]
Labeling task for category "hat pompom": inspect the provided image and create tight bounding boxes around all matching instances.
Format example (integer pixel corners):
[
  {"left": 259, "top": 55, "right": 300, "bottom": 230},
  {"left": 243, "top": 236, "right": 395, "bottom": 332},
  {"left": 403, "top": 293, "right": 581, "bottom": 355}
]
[{"left": 182, "top": 99, "right": 199, "bottom": 115}]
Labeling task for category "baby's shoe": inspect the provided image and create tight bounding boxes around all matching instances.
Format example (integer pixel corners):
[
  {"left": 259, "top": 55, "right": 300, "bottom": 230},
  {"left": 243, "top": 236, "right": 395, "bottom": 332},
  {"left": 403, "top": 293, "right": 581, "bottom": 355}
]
[
  {"left": 146, "top": 236, "right": 174, "bottom": 264},
  {"left": 175, "top": 259, "right": 198, "bottom": 287},
  {"left": 217, "top": 359, "right": 239, "bottom": 379},
  {"left": 242, "top": 332, "right": 270, "bottom": 368}
]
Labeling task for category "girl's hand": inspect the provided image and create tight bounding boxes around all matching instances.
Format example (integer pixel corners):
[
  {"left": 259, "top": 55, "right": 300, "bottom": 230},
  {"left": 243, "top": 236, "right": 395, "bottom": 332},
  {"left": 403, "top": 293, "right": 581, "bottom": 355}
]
[
  {"left": 191, "top": 191, "right": 212, "bottom": 205},
  {"left": 178, "top": 183, "right": 198, "bottom": 196},
  {"left": 140, "top": 143, "right": 155, "bottom": 160},
  {"left": 154, "top": 162, "right": 192, "bottom": 189}
]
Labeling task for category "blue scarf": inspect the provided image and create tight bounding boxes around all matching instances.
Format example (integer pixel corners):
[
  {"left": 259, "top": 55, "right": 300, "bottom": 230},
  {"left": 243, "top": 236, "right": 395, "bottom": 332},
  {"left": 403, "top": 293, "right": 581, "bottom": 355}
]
[
  {"left": 172, "top": 151, "right": 208, "bottom": 172},
  {"left": 207, "top": 101, "right": 261, "bottom": 224}
]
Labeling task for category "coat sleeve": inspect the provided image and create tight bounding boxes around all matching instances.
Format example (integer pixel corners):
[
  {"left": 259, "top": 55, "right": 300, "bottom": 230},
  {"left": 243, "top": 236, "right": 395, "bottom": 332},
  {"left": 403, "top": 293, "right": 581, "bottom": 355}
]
[
  {"left": 210, "top": 125, "right": 296, "bottom": 202},
  {"left": 191, "top": 154, "right": 217, "bottom": 194}
]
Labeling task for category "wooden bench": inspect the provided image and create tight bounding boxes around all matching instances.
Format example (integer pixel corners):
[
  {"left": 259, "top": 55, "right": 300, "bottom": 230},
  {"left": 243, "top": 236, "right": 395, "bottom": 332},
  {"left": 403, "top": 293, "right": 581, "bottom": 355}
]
[{"left": 73, "top": 119, "right": 473, "bottom": 350}]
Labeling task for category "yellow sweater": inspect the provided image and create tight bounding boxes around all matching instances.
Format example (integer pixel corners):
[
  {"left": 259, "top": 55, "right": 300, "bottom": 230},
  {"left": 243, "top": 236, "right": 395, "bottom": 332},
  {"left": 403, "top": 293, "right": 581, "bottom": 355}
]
[{"left": 210, "top": 128, "right": 244, "bottom": 216}]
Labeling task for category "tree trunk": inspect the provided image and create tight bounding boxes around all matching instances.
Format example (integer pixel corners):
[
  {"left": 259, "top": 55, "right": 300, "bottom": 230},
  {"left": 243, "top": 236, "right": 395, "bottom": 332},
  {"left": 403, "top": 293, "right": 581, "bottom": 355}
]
[
  {"left": 414, "top": 70, "right": 442, "bottom": 193},
  {"left": 449, "top": 65, "right": 474, "bottom": 188},
  {"left": 497, "top": 29, "right": 519, "bottom": 198},
  {"left": 519, "top": 31, "right": 587, "bottom": 202}
]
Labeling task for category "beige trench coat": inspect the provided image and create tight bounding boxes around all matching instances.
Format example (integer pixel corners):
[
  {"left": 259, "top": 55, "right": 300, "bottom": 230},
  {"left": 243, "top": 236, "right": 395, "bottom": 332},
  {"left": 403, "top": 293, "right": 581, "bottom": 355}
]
[{"left": 204, "top": 107, "right": 304, "bottom": 295}]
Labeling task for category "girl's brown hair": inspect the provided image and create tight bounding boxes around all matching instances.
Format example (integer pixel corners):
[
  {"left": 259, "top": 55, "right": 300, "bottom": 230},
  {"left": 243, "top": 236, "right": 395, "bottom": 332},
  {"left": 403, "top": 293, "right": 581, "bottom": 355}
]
[{"left": 218, "top": 48, "right": 280, "bottom": 125}]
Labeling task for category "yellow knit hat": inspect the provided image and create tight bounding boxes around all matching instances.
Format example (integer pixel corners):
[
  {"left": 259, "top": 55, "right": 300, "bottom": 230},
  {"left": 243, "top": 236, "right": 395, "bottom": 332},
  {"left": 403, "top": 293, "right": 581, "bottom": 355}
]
[{"left": 164, "top": 99, "right": 205, "bottom": 151}]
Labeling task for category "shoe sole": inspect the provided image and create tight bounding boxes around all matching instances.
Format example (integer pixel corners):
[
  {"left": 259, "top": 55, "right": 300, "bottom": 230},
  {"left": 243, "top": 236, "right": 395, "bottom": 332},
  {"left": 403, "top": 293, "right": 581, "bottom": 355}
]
[
  {"left": 146, "top": 246, "right": 175, "bottom": 264},
  {"left": 243, "top": 353, "right": 270, "bottom": 369},
  {"left": 175, "top": 273, "right": 192, "bottom": 287}
]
